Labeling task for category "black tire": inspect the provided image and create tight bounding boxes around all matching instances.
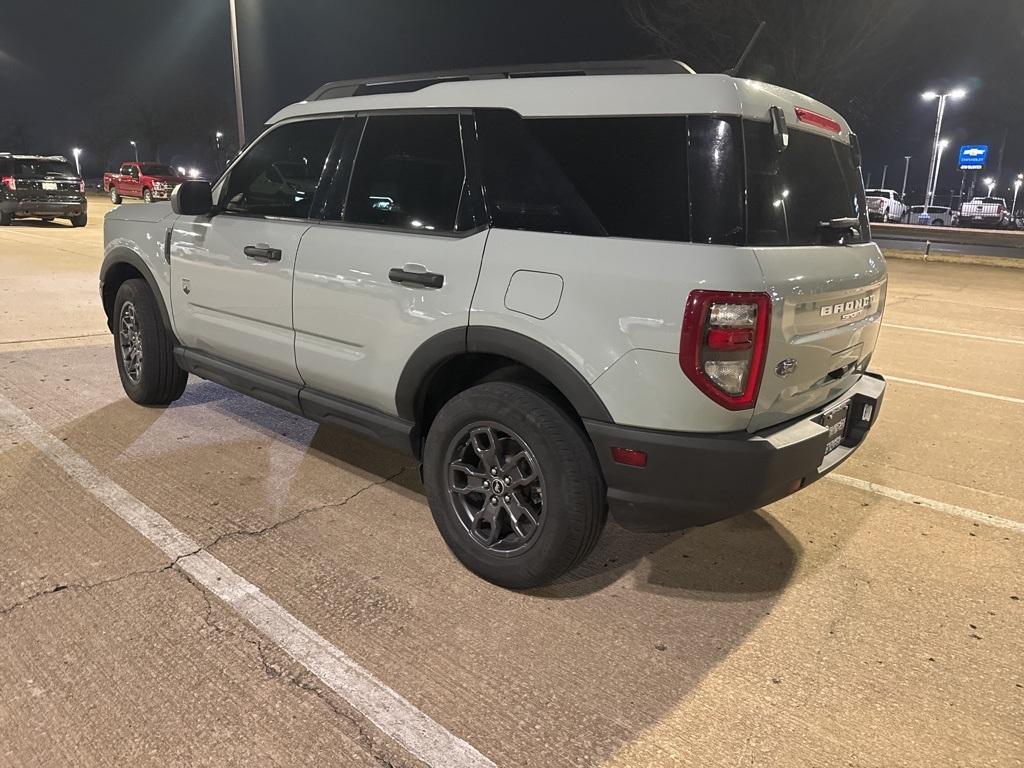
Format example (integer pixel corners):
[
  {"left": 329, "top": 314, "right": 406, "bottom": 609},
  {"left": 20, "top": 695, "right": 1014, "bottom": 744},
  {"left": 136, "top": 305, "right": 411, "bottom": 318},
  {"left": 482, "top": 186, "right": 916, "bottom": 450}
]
[
  {"left": 932, "top": 218, "right": 943, "bottom": 226},
  {"left": 112, "top": 279, "right": 187, "bottom": 406},
  {"left": 423, "top": 381, "right": 606, "bottom": 589},
  {"left": 142, "top": 187, "right": 153, "bottom": 203},
  {"left": 110, "top": 186, "right": 122, "bottom": 204},
  {"left": 882, "top": 210, "right": 890, "bottom": 223},
  {"left": 70, "top": 212, "right": 87, "bottom": 228},
  {"left": 0, "top": 210, "right": 11, "bottom": 226}
]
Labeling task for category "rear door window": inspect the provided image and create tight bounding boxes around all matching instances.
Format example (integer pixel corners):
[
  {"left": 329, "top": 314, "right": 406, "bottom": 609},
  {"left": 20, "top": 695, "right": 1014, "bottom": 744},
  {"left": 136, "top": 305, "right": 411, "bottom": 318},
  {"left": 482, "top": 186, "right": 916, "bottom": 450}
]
[
  {"left": 745, "top": 122, "right": 869, "bottom": 246},
  {"left": 343, "top": 114, "right": 467, "bottom": 232}
]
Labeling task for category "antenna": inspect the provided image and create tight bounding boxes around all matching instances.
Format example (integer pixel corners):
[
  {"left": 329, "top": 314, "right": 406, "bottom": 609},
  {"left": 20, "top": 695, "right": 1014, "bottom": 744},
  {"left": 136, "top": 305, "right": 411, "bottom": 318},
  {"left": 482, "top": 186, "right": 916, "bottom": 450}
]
[{"left": 725, "top": 21, "right": 766, "bottom": 77}]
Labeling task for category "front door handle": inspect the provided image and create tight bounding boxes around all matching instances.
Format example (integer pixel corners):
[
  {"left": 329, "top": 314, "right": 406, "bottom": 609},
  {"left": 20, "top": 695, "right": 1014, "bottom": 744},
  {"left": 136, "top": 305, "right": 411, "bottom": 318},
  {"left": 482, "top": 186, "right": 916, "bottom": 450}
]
[
  {"left": 244, "top": 245, "right": 282, "bottom": 261},
  {"left": 388, "top": 267, "right": 444, "bottom": 289}
]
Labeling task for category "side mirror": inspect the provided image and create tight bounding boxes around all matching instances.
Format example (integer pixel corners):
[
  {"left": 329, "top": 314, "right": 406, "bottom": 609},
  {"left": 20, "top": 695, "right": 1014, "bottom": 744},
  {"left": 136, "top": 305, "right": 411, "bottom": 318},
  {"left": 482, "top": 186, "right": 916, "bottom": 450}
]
[{"left": 172, "top": 181, "right": 213, "bottom": 215}]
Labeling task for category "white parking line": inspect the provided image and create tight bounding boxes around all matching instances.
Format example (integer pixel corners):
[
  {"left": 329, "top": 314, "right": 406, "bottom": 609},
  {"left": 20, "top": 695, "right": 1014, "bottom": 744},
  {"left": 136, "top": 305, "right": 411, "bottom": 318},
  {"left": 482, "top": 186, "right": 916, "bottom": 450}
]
[
  {"left": 0, "top": 394, "right": 496, "bottom": 768},
  {"left": 886, "top": 376, "right": 1024, "bottom": 405},
  {"left": 829, "top": 474, "right": 1024, "bottom": 534},
  {"left": 885, "top": 323, "right": 1024, "bottom": 345}
]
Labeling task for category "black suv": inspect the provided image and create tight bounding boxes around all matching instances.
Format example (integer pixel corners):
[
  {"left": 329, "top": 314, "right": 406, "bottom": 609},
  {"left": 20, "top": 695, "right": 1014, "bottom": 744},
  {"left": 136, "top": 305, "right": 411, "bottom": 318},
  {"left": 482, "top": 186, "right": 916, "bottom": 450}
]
[{"left": 0, "top": 153, "right": 88, "bottom": 227}]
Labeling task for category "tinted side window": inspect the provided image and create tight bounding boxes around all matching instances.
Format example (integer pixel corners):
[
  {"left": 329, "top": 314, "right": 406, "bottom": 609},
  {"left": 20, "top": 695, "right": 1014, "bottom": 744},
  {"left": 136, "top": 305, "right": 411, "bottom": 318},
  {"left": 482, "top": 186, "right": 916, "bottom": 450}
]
[
  {"left": 476, "top": 109, "right": 605, "bottom": 237},
  {"left": 222, "top": 119, "right": 340, "bottom": 218},
  {"left": 528, "top": 117, "right": 689, "bottom": 242},
  {"left": 745, "top": 122, "right": 869, "bottom": 246},
  {"left": 344, "top": 114, "right": 465, "bottom": 232}
]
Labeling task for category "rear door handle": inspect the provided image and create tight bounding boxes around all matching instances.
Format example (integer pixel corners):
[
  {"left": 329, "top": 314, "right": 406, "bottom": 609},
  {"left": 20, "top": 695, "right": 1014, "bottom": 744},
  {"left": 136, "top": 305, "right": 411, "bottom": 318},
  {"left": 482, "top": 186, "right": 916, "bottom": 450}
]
[
  {"left": 244, "top": 245, "right": 282, "bottom": 261},
  {"left": 388, "top": 268, "right": 444, "bottom": 289}
]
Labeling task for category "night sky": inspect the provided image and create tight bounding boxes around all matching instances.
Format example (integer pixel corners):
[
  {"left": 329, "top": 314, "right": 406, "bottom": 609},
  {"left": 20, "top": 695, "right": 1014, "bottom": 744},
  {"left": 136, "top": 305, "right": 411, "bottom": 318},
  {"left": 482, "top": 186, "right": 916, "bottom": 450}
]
[{"left": 3, "top": 0, "right": 1022, "bottom": 202}]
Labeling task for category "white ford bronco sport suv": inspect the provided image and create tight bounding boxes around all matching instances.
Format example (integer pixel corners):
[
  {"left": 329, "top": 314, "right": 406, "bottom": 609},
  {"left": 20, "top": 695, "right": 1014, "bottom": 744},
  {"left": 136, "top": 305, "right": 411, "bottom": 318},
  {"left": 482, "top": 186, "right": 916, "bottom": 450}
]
[{"left": 101, "top": 61, "right": 886, "bottom": 588}]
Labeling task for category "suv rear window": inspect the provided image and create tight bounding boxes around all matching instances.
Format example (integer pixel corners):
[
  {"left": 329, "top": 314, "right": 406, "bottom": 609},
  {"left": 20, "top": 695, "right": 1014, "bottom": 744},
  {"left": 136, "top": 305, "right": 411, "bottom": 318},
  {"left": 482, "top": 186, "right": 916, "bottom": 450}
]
[
  {"left": 745, "top": 122, "right": 869, "bottom": 246},
  {"left": 12, "top": 159, "right": 77, "bottom": 177}
]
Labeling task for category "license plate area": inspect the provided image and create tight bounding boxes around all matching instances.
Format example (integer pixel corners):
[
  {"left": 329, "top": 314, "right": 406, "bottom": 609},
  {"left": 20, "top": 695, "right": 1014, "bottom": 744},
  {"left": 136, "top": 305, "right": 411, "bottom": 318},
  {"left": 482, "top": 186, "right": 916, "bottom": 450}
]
[
  {"left": 41, "top": 181, "right": 58, "bottom": 191},
  {"left": 818, "top": 400, "right": 851, "bottom": 455}
]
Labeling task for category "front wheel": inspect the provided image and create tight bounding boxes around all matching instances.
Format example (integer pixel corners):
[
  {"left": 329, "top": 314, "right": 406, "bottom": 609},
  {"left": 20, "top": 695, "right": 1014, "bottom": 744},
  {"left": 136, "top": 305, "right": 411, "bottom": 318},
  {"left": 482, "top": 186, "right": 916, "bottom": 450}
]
[
  {"left": 423, "top": 382, "right": 606, "bottom": 589},
  {"left": 142, "top": 187, "right": 153, "bottom": 204},
  {"left": 113, "top": 279, "right": 188, "bottom": 405},
  {"left": 109, "top": 186, "right": 122, "bottom": 204}
]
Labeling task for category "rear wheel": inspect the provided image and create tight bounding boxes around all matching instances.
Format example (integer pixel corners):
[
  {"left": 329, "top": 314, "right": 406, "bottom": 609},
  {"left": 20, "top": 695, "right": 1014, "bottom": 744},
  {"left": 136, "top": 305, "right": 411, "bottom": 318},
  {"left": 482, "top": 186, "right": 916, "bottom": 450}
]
[
  {"left": 0, "top": 210, "right": 12, "bottom": 226},
  {"left": 112, "top": 279, "right": 187, "bottom": 405},
  {"left": 41, "top": 217, "right": 54, "bottom": 223},
  {"left": 423, "top": 382, "right": 606, "bottom": 589},
  {"left": 932, "top": 218, "right": 943, "bottom": 226},
  {"left": 110, "top": 186, "right": 122, "bottom": 204},
  {"left": 70, "top": 211, "right": 87, "bottom": 228},
  {"left": 142, "top": 187, "right": 153, "bottom": 203}
]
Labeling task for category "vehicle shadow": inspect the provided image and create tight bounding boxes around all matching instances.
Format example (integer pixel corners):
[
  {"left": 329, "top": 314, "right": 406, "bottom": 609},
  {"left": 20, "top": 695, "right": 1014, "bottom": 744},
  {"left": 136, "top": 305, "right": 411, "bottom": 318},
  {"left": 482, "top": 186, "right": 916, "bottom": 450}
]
[
  {"left": 181, "top": 379, "right": 798, "bottom": 600},
  {"left": 10, "top": 219, "right": 71, "bottom": 228}
]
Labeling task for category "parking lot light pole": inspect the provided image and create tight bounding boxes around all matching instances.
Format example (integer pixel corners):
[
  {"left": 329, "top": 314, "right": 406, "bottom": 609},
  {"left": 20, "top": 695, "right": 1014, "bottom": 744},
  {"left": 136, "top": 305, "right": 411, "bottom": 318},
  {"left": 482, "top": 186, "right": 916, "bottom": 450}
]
[
  {"left": 984, "top": 177, "right": 995, "bottom": 196},
  {"left": 880, "top": 164, "right": 888, "bottom": 189},
  {"left": 229, "top": 0, "right": 246, "bottom": 147},
  {"left": 922, "top": 88, "right": 967, "bottom": 207},
  {"left": 929, "top": 140, "right": 950, "bottom": 206},
  {"left": 900, "top": 156, "right": 911, "bottom": 201},
  {"left": 71, "top": 148, "right": 82, "bottom": 176},
  {"left": 129, "top": 140, "right": 138, "bottom": 163},
  {"left": 1013, "top": 175, "right": 1022, "bottom": 215}
]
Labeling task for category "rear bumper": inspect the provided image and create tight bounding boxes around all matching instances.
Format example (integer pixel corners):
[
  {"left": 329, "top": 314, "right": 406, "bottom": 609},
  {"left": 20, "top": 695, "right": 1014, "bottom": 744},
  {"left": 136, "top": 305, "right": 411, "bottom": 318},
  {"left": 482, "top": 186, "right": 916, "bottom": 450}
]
[
  {"left": 1, "top": 197, "right": 87, "bottom": 217},
  {"left": 585, "top": 373, "right": 885, "bottom": 532}
]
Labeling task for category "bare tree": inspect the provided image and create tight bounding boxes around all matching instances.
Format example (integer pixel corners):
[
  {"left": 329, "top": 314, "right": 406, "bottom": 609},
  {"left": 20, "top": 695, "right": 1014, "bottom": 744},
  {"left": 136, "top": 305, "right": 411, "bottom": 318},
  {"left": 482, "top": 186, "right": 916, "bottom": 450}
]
[{"left": 625, "top": 0, "right": 927, "bottom": 123}]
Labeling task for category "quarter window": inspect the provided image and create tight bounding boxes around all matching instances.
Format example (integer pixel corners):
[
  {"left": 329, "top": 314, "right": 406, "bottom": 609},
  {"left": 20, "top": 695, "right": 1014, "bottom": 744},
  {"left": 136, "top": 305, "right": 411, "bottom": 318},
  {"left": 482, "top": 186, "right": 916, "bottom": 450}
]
[
  {"left": 343, "top": 114, "right": 466, "bottom": 232},
  {"left": 220, "top": 119, "right": 341, "bottom": 218}
]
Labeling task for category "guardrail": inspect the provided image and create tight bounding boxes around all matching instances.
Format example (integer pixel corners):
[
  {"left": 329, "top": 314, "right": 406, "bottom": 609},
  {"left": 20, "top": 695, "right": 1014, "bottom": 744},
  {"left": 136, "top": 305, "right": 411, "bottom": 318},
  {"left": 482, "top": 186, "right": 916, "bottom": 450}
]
[{"left": 872, "top": 223, "right": 1024, "bottom": 251}]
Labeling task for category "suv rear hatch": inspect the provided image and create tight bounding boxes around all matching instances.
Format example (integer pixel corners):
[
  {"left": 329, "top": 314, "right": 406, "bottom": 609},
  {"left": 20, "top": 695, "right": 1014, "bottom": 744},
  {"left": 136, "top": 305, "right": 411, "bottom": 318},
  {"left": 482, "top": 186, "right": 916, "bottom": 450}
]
[
  {"left": 3, "top": 157, "right": 83, "bottom": 203},
  {"left": 742, "top": 119, "right": 886, "bottom": 431}
]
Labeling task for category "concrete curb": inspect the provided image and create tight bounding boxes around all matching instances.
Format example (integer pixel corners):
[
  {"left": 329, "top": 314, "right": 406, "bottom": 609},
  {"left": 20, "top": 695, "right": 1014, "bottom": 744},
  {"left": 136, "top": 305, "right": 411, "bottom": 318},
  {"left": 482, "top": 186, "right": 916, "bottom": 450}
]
[{"left": 882, "top": 248, "right": 1024, "bottom": 270}]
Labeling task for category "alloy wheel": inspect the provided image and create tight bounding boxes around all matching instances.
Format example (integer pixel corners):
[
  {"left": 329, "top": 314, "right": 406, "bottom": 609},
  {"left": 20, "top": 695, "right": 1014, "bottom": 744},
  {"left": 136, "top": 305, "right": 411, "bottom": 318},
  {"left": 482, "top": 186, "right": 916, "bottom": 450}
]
[
  {"left": 118, "top": 301, "right": 143, "bottom": 384},
  {"left": 444, "top": 421, "right": 546, "bottom": 555}
]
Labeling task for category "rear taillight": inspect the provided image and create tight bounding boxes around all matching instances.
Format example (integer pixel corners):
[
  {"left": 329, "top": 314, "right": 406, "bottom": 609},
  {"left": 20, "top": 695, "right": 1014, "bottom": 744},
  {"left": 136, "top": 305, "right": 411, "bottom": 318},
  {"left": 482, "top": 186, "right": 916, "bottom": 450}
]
[
  {"left": 1, "top": 176, "right": 15, "bottom": 191},
  {"left": 680, "top": 290, "right": 772, "bottom": 411}
]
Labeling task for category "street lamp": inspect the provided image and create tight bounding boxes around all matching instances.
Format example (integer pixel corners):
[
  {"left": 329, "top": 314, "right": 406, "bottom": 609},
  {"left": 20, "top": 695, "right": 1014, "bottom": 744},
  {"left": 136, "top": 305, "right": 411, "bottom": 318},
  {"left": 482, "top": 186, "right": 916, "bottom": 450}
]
[
  {"left": 129, "top": 140, "right": 138, "bottom": 163},
  {"left": 929, "top": 140, "right": 949, "bottom": 206},
  {"left": 921, "top": 88, "right": 967, "bottom": 206},
  {"left": 1012, "top": 174, "right": 1022, "bottom": 216},
  {"left": 984, "top": 177, "right": 995, "bottom": 196},
  {"left": 900, "top": 155, "right": 912, "bottom": 201},
  {"left": 228, "top": 0, "right": 246, "bottom": 146},
  {"left": 71, "top": 147, "right": 82, "bottom": 176}
]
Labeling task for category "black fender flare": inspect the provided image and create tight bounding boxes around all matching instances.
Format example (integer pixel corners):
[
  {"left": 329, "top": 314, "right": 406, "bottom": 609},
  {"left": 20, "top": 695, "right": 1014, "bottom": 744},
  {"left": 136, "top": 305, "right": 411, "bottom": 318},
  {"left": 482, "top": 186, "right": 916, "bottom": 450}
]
[
  {"left": 99, "top": 247, "right": 176, "bottom": 341},
  {"left": 395, "top": 326, "right": 613, "bottom": 424}
]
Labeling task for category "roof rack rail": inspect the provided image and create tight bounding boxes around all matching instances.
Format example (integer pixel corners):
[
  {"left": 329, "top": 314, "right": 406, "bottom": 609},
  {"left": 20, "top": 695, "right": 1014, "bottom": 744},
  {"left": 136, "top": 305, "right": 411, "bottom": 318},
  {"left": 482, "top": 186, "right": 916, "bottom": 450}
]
[{"left": 307, "top": 59, "right": 694, "bottom": 101}]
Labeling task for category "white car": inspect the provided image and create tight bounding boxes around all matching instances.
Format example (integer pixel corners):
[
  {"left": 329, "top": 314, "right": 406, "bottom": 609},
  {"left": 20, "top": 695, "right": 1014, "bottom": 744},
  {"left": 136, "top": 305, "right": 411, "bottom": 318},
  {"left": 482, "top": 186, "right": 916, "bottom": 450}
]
[
  {"left": 864, "top": 189, "right": 908, "bottom": 223},
  {"left": 910, "top": 205, "right": 954, "bottom": 226},
  {"left": 100, "top": 61, "right": 887, "bottom": 588}
]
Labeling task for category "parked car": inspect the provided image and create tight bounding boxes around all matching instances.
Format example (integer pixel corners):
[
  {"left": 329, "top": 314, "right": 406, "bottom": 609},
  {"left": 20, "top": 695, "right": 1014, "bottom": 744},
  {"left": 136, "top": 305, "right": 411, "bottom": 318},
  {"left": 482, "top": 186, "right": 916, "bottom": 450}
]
[
  {"left": 909, "top": 205, "right": 954, "bottom": 226},
  {"left": 100, "top": 61, "right": 887, "bottom": 588},
  {"left": 957, "top": 196, "right": 1010, "bottom": 229},
  {"left": 864, "top": 189, "right": 908, "bottom": 223},
  {"left": 103, "top": 162, "right": 188, "bottom": 204},
  {"left": 0, "top": 153, "right": 88, "bottom": 227}
]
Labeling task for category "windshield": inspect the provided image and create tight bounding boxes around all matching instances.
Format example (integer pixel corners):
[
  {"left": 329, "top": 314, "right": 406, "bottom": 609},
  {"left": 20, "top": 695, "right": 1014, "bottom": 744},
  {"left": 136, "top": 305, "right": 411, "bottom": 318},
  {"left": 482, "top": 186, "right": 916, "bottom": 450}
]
[
  {"left": 139, "top": 164, "right": 177, "bottom": 176},
  {"left": 14, "top": 160, "right": 77, "bottom": 177},
  {"left": 745, "top": 123, "right": 869, "bottom": 246}
]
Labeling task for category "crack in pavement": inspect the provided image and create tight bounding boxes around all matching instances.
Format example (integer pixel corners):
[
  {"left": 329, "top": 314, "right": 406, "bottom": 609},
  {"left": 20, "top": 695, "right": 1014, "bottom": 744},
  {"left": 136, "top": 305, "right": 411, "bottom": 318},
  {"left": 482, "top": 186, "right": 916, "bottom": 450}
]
[
  {"left": 0, "top": 465, "right": 412, "bottom": 619},
  {"left": 177, "top": 562, "right": 413, "bottom": 768}
]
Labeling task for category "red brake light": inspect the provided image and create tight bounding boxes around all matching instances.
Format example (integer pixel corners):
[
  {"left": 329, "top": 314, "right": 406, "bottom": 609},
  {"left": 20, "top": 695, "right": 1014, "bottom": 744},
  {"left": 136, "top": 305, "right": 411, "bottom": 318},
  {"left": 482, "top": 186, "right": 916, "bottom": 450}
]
[
  {"left": 794, "top": 107, "right": 842, "bottom": 135},
  {"left": 1, "top": 176, "right": 15, "bottom": 191},
  {"left": 680, "top": 290, "right": 772, "bottom": 411}
]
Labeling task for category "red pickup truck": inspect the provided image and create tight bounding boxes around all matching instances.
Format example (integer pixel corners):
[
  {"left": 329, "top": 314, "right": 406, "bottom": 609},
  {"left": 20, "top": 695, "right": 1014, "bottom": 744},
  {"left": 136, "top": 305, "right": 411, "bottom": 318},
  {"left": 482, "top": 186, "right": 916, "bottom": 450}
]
[{"left": 104, "top": 162, "right": 188, "bottom": 204}]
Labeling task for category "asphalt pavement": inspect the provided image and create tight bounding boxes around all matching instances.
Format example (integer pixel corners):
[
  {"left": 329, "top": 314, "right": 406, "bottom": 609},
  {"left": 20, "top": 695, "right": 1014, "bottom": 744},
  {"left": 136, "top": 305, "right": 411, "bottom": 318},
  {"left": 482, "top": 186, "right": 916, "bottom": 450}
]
[{"left": 1, "top": 198, "right": 1021, "bottom": 767}]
